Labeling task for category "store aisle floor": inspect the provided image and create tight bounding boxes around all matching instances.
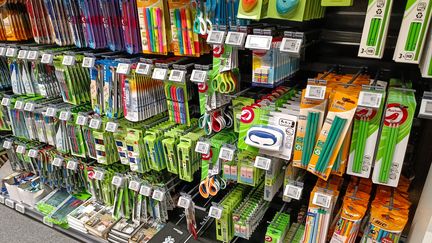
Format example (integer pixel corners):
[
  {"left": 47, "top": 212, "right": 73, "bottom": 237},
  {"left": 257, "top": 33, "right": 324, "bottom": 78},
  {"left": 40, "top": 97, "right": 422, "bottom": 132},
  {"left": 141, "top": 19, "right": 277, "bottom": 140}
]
[{"left": 0, "top": 205, "right": 79, "bottom": 243}]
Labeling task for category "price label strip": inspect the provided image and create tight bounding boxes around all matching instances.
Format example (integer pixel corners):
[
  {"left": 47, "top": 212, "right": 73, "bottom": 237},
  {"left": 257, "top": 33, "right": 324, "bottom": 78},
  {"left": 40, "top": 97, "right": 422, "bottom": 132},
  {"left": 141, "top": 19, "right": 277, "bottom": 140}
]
[
  {"left": 139, "top": 185, "right": 153, "bottom": 197},
  {"left": 254, "top": 156, "right": 271, "bottom": 171},
  {"left": 312, "top": 192, "right": 332, "bottom": 208},
  {"left": 358, "top": 91, "right": 383, "bottom": 108},
  {"left": 305, "top": 85, "right": 327, "bottom": 100},
  {"left": 195, "top": 141, "right": 210, "bottom": 154},
  {"left": 208, "top": 205, "right": 223, "bottom": 219},
  {"left": 284, "top": 184, "right": 303, "bottom": 200}
]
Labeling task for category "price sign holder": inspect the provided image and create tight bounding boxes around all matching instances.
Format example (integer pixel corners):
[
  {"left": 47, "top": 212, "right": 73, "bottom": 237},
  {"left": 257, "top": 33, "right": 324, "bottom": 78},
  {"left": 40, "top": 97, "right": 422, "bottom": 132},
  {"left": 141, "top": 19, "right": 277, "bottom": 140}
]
[
  {"left": 207, "top": 30, "right": 226, "bottom": 45},
  {"left": 15, "top": 203, "right": 25, "bottom": 214},
  {"left": 41, "top": 53, "right": 54, "bottom": 64},
  {"left": 82, "top": 57, "right": 96, "bottom": 68},
  {"left": 218, "top": 144, "right": 236, "bottom": 161},
  {"left": 195, "top": 140, "right": 211, "bottom": 154},
  {"left": 283, "top": 181, "right": 304, "bottom": 200},
  {"left": 419, "top": 91, "right": 432, "bottom": 119},
  {"left": 139, "top": 184, "right": 153, "bottom": 197},
  {"left": 152, "top": 68, "right": 168, "bottom": 81},
  {"left": 128, "top": 180, "right": 141, "bottom": 192},
  {"left": 177, "top": 194, "right": 192, "bottom": 209},
  {"left": 305, "top": 79, "right": 327, "bottom": 100},
  {"left": 152, "top": 188, "right": 165, "bottom": 201},
  {"left": 312, "top": 192, "right": 332, "bottom": 208},
  {"left": 208, "top": 204, "right": 223, "bottom": 219},
  {"left": 254, "top": 156, "right": 272, "bottom": 171},
  {"left": 89, "top": 118, "right": 102, "bottom": 129},
  {"left": 135, "top": 63, "right": 152, "bottom": 75},
  {"left": 5, "top": 198, "right": 14, "bottom": 208}
]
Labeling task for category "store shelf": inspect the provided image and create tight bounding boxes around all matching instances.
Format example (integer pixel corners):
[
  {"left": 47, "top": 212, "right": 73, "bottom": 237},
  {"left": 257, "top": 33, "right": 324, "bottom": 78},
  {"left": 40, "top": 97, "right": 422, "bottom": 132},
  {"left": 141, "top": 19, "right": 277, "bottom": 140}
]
[{"left": 0, "top": 196, "right": 107, "bottom": 243}]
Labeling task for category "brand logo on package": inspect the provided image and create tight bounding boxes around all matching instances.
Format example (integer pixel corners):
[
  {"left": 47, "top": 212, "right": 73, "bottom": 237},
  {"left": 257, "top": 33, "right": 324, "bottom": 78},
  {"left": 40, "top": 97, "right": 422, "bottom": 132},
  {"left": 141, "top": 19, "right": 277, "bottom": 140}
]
[{"left": 384, "top": 103, "right": 408, "bottom": 126}]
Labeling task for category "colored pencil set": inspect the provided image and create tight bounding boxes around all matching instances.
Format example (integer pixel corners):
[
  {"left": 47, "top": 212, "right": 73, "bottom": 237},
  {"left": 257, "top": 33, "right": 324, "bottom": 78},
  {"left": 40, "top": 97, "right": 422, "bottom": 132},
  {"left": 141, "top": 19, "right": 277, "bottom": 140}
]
[
  {"left": 0, "top": 1, "right": 33, "bottom": 41},
  {"left": 404, "top": 22, "right": 422, "bottom": 52},
  {"left": 366, "top": 18, "right": 381, "bottom": 46}
]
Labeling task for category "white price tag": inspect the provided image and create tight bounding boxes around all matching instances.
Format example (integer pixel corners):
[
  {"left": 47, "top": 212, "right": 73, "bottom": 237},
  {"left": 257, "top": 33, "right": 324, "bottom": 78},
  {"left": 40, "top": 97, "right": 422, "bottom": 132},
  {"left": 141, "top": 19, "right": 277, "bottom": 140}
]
[
  {"left": 46, "top": 107, "right": 56, "bottom": 117},
  {"left": 76, "top": 115, "right": 88, "bottom": 126},
  {"left": 24, "top": 102, "right": 35, "bottom": 112},
  {"left": 208, "top": 206, "right": 223, "bottom": 219},
  {"left": 305, "top": 85, "right": 326, "bottom": 100},
  {"left": 14, "top": 100, "right": 24, "bottom": 110},
  {"left": 419, "top": 99, "right": 432, "bottom": 118},
  {"left": 0, "top": 47, "right": 6, "bottom": 56},
  {"left": 254, "top": 156, "right": 271, "bottom": 171},
  {"left": 89, "top": 118, "right": 102, "bottom": 129},
  {"left": 16, "top": 145, "right": 26, "bottom": 154},
  {"left": 312, "top": 192, "right": 332, "bottom": 208},
  {"left": 27, "top": 51, "right": 39, "bottom": 60},
  {"left": 207, "top": 30, "right": 226, "bottom": 44},
  {"left": 129, "top": 180, "right": 141, "bottom": 192},
  {"left": 152, "top": 68, "right": 168, "bottom": 80},
  {"left": 41, "top": 53, "right": 54, "bottom": 64},
  {"left": 358, "top": 91, "right": 382, "bottom": 108},
  {"left": 82, "top": 57, "right": 96, "bottom": 68},
  {"left": 139, "top": 185, "right": 153, "bottom": 197},
  {"left": 62, "top": 55, "right": 75, "bottom": 66},
  {"left": 284, "top": 185, "right": 303, "bottom": 200},
  {"left": 177, "top": 196, "right": 191, "bottom": 209},
  {"left": 168, "top": 70, "right": 186, "bottom": 82},
  {"left": 280, "top": 38, "right": 302, "bottom": 54},
  {"left": 219, "top": 147, "right": 234, "bottom": 161},
  {"left": 245, "top": 35, "right": 273, "bottom": 50},
  {"left": 94, "top": 170, "right": 105, "bottom": 180},
  {"left": 3, "top": 140, "right": 12, "bottom": 149},
  {"left": 18, "top": 50, "right": 28, "bottom": 59},
  {"left": 112, "top": 176, "right": 124, "bottom": 187},
  {"left": 190, "top": 70, "right": 207, "bottom": 83},
  {"left": 195, "top": 141, "right": 210, "bottom": 154},
  {"left": 28, "top": 149, "right": 38, "bottom": 158},
  {"left": 152, "top": 189, "right": 165, "bottom": 201},
  {"left": 135, "top": 63, "right": 151, "bottom": 75},
  {"left": 1, "top": 97, "right": 10, "bottom": 106},
  {"left": 43, "top": 217, "right": 53, "bottom": 227},
  {"left": 52, "top": 157, "right": 63, "bottom": 167},
  {"left": 15, "top": 203, "right": 25, "bottom": 214},
  {"left": 105, "top": 122, "right": 118, "bottom": 132},
  {"left": 0, "top": 195, "right": 4, "bottom": 204},
  {"left": 59, "top": 111, "right": 71, "bottom": 121},
  {"left": 117, "top": 63, "right": 131, "bottom": 74},
  {"left": 5, "top": 198, "right": 14, "bottom": 208},
  {"left": 225, "top": 32, "right": 246, "bottom": 47},
  {"left": 66, "top": 161, "right": 78, "bottom": 171},
  {"left": 6, "top": 48, "right": 17, "bottom": 57}
]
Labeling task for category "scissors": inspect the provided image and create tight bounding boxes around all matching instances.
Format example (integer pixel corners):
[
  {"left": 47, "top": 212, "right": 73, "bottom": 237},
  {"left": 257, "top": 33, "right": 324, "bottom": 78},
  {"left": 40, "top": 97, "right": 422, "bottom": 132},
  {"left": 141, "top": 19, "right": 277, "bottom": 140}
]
[
  {"left": 199, "top": 112, "right": 212, "bottom": 135},
  {"left": 199, "top": 175, "right": 226, "bottom": 198},
  {"left": 193, "top": 0, "right": 208, "bottom": 35},
  {"left": 211, "top": 72, "right": 236, "bottom": 93}
]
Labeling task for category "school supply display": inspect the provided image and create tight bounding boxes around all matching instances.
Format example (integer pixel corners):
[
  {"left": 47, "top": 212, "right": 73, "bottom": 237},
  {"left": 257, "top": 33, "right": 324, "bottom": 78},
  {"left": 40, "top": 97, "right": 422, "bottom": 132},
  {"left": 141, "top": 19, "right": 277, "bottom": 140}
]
[
  {"left": 358, "top": 0, "right": 393, "bottom": 59},
  {"left": 372, "top": 86, "right": 416, "bottom": 187},
  {"left": 393, "top": 0, "right": 432, "bottom": 64}
]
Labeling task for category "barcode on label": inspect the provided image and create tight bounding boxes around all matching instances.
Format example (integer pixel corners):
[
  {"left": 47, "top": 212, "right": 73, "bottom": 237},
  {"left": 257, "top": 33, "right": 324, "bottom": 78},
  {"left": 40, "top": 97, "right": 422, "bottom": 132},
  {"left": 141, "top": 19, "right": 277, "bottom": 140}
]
[
  {"left": 76, "top": 115, "right": 88, "bottom": 126},
  {"left": 18, "top": 50, "right": 28, "bottom": 59},
  {"left": 207, "top": 31, "right": 225, "bottom": 44},
  {"left": 24, "top": 102, "right": 35, "bottom": 112},
  {"left": 1, "top": 98, "right": 10, "bottom": 106},
  {"left": 94, "top": 170, "right": 104, "bottom": 180},
  {"left": 16, "top": 145, "right": 26, "bottom": 154},
  {"left": 129, "top": 180, "right": 141, "bottom": 191},
  {"left": 152, "top": 68, "right": 168, "bottom": 80},
  {"left": 3, "top": 140, "right": 12, "bottom": 149},
  {"left": 59, "top": 111, "right": 71, "bottom": 121},
  {"left": 62, "top": 55, "right": 75, "bottom": 66},
  {"left": 169, "top": 70, "right": 185, "bottom": 82},
  {"left": 195, "top": 142, "right": 210, "bottom": 154},
  {"left": 5, "top": 199, "right": 14, "bottom": 208},
  {"left": 245, "top": 35, "right": 273, "bottom": 50},
  {"left": 136, "top": 63, "right": 151, "bottom": 75},
  {"left": 280, "top": 38, "right": 302, "bottom": 54},
  {"left": 112, "top": 176, "right": 123, "bottom": 187},
  {"left": 27, "top": 51, "right": 38, "bottom": 60},
  {"left": 89, "top": 119, "right": 101, "bottom": 129},
  {"left": 46, "top": 107, "right": 56, "bottom": 117},
  {"left": 225, "top": 32, "right": 245, "bottom": 46},
  {"left": 254, "top": 156, "right": 271, "bottom": 170},
  {"left": 41, "top": 54, "right": 53, "bottom": 64},
  {"left": 105, "top": 122, "right": 118, "bottom": 132},
  {"left": 190, "top": 70, "right": 207, "bottom": 83},
  {"left": 305, "top": 85, "right": 326, "bottom": 100},
  {"left": 312, "top": 192, "right": 331, "bottom": 208},
  {"left": 82, "top": 57, "right": 95, "bottom": 68},
  {"left": 139, "top": 185, "right": 152, "bottom": 196},
  {"left": 425, "top": 101, "right": 432, "bottom": 113},
  {"left": 15, "top": 203, "right": 25, "bottom": 214},
  {"left": 284, "top": 185, "right": 303, "bottom": 200},
  {"left": 6, "top": 48, "right": 17, "bottom": 57},
  {"left": 15, "top": 101, "right": 24, "bottom": 109},
  {"left": 177, "top": 196, "right": 191, "bottom": 209},
  {"left": 28, "top": 149, "right": 38, "bottom": 158},
  {"left": 219, "top": 147, "right": 234, "bottom": 161},
  {"left": 117, "top": 63, "right": 130, "bottom": 74},
  {"left": 52, "top": 157, "right": 63, "bottom": 167},
  {"left": 358, "top": 91, "right": 382, "bottom": 108},
  {"left": 208, "top": 206, "right": 222, "bottom": 219},
  {"left": 66, "top": 161, "right": 78, "bottom": 170},
  {"left": 152, "top": 189, "right": 165, "bottom": 201}
]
